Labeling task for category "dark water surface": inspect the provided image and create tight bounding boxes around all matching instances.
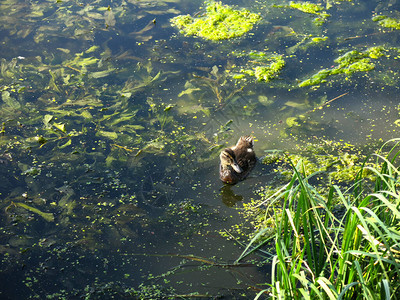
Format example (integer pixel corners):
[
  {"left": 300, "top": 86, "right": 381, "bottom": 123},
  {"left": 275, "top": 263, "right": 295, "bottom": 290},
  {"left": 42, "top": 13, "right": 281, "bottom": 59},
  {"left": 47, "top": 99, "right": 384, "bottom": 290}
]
[{"left": 1, "top": 0, "right": 400, "bottom": 298}]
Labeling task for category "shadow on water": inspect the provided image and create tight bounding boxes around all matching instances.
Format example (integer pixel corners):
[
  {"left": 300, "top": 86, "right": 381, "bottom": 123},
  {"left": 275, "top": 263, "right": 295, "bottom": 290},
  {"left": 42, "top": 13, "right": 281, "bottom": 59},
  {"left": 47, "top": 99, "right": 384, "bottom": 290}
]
[{"left": 220, "top": 185, "right": 244, "bottom": 207}]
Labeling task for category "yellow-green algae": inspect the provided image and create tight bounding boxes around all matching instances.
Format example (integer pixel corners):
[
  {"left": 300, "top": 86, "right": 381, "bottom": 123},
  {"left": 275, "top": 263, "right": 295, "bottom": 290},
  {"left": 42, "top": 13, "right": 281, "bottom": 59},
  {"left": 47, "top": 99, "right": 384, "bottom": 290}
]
[
  {"left": 299, "top": 46, "right": 385, "bottom": 87},
  {"left": 170, "top": 1, "right": 261, "bottom": 41},
  {"left": 289, "top": 1, "right": 330, "bottom": 25},
  {"left": 289, "top": 1, "right": 323, "bottom": 14},
  {"left": 232, "top": 51, "right": 285, "bottom": 82},
  {"left": 373, "top": 15, "right": 400, "bottom": 30}
]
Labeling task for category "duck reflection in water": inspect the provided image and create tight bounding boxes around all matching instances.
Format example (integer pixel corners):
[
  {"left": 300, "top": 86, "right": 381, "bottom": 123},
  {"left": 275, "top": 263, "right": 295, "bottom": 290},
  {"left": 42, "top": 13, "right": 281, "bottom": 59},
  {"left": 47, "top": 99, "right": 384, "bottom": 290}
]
[
  {"left": 219, "top": 136, "right": 256, "bottom": 185},
  {"left": 220, "top": 185, "right": 244, "bottom": 207}
]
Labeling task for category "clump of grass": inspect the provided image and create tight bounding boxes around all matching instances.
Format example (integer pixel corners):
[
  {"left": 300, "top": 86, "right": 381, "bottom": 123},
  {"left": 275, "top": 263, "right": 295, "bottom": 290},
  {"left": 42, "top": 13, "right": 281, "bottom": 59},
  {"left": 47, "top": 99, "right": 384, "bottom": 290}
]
[{"left": 238, "top": 139, "right": 400, "bottom": 298}]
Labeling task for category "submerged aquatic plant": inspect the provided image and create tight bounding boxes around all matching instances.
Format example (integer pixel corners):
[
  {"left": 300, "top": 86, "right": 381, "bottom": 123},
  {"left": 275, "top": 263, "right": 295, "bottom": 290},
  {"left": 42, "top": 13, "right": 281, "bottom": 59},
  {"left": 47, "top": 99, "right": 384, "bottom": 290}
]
[
  {"left": 179, "top": 65, "right": 244, "bottom": 105},
  {"left": 170, "top": 1, "right": 261, "bottom": 41}
]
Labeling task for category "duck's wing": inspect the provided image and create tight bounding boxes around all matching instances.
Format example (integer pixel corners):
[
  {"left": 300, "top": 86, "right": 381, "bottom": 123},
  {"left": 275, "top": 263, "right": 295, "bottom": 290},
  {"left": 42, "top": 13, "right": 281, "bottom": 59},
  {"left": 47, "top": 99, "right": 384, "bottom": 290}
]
[{"left": 236, "top": 150, "right": 256, "bottom": 173}]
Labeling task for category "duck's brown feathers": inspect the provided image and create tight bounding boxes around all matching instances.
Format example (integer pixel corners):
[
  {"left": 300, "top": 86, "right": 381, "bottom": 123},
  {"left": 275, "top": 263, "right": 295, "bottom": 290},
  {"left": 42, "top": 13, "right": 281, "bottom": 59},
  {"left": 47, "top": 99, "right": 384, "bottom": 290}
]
[{"left": 219, "top": 136, "right": 256, "bottom": 184}]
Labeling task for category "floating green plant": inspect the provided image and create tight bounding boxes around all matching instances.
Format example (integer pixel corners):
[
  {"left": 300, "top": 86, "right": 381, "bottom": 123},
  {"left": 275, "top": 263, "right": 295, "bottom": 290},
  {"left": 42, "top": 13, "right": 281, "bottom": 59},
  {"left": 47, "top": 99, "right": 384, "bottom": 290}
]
[
  {"left": 299, "top": 46, "right": 385, "bottom": 87},
  {"left": 230, "top": 51, "right": 285, "bottom": 83},
  {"left": 170, "top": 1, "right": 261, "bottom": 41},
  {"left": 289, "top": 1, "right": 323, "bottom": 14},
  {"left": 373, "top": 15, "right": 400, "bottom": 30},
  {"left": 289, "top": 1, "right": 330, "bottom": 25}
]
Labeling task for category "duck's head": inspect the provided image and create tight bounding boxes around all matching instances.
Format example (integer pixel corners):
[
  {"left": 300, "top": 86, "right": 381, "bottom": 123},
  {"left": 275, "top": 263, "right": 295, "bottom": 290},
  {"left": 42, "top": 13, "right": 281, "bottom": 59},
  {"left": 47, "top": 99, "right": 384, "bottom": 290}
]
[{"left": 220, "top": 148, "right": 243, "bottom": 173}]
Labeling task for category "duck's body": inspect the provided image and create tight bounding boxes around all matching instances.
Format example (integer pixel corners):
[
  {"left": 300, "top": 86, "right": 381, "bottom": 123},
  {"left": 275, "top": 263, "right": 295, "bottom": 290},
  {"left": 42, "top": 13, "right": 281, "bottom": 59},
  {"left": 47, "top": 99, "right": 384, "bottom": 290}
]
[{"left": 219, "top": 136, "right": 256, "bottom": 184}]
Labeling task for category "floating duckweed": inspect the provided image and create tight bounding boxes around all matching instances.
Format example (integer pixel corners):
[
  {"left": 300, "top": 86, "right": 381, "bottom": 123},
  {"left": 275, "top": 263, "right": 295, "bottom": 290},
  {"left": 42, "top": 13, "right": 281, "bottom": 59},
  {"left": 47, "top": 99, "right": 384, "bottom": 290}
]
[
  {"left": 299, "top": 47, "right": 385, "bottom": 87},
  {"left": 170, "top": 1, "right": 261, "bottom": 41},
  {"left": 373, "top": 15, "right": 400, "bottom": 30}
]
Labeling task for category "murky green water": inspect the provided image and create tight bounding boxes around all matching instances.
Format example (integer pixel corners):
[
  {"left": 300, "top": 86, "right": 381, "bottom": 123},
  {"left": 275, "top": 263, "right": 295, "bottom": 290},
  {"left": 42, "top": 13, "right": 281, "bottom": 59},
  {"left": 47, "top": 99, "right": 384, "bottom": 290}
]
[{"left": 1, "top": 0, "right": 400, "bottom": 298}]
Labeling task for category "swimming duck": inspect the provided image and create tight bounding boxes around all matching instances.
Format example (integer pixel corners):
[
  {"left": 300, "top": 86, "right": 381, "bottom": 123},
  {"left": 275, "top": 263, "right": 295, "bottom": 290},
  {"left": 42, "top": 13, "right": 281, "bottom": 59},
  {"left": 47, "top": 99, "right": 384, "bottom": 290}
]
[{"left": 219, "top": 136, "right": 256, "bottom": 184}]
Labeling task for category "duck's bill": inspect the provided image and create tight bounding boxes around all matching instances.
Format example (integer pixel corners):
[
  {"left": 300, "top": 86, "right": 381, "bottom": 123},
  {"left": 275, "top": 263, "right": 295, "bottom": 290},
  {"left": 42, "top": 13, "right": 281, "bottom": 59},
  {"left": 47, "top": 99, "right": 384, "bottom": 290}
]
[{"left": 232, "top": 163, "right": 243, "bottom": 173}]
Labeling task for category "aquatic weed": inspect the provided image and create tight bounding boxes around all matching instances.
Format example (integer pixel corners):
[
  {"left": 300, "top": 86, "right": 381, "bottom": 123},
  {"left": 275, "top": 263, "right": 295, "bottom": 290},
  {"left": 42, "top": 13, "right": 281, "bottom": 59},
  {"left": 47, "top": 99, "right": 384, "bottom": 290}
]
[{"left": 171, "top": 1, "right": 261, "bottom": 41}]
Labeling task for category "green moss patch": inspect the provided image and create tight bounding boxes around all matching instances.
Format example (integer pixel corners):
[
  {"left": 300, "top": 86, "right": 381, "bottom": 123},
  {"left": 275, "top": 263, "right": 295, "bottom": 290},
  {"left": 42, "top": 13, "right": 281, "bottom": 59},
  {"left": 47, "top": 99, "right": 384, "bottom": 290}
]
[
  {"left": 170, "top": 1, "right": 261, "bottom": 41},
  {"left": 289, "top": 1, "right": 323, "bottom": 14},
  {"left": 230, "top": 51, "right": 285, "bottom": 83},
  {"left": 289, "top": 1, "right": 330, "bottom": 25},
  {"left": 373, "top": 15, "right": 400, "bottom": 30},
  {"left": 299, "top": 46, "right": 385, "bottom": 87}
]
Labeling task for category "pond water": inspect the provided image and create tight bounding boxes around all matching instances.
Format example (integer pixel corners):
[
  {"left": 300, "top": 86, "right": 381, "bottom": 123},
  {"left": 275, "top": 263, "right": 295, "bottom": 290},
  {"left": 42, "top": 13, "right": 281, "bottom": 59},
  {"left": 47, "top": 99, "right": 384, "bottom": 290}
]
[{"left": 1, "top": 0, "right": 400, "bottom": 298}]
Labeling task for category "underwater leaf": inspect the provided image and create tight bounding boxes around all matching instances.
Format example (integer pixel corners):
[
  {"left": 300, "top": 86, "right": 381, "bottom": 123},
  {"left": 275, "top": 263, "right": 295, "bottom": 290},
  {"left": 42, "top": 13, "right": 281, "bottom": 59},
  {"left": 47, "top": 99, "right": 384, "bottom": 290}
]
[
  {"left": 133, "top": 35, "right": 153, "bottom": 42},
  {"left": 286, "top": 117, "right": 300, "bottom": 127},
  {"left": 130, "top": 19, "right": 156, "bottom": 42},
  {"left": 151, "top": 71, "right": 162, "bottom": 82},
  {"left": 85, "top": 46, "right": 100, "bottom": 54},
  {"left": 63, "top": 96, "right": 103, "bottom": 107},
  {"left": 21, "top": 167, "right": 41, "bottom": 176},
  {"left": 106, "top": 155, "right": 117, "bottom": 167},
  {"left": 146, "top": 8, "right": 181, "bottom": 15},
  {"left": 36, "top": 136, "right": 47, "bottom": 145},
  {"left": 57, "top": 48, "right": 71, "bottom": 54},
  {"left": 110, "top": 110, "right": 138, "bottom": 126},
  {"left": 53, "top": 122, "right": 66, "bottom": 133},
  {"left": 117, "top": 124, "right": 145, "bottom": 134},
  {"left": 43, "top": 114, "right": 54, "bottom": 127},
  {"left": 284, "top": 101, "right": 308, "bottom": 109},
  {"left": 104, "top": 9, "right": 116, "bottom": 27},
  {"left": 143, "top": 140, "right": 165, "bottom": 152},
  {"left": 164, "top": 104, "right": 174, "bottom": 111},
  {"left": 87, "top": 12, "right": 104, "bottom": 19},
  {"left": 89, "top": 69, "right": 113, "bottom": 79},
  {"left": 131, "top": 19, "right": 156, "bottom": 36},
  {"left": 258, "top": 95, "right": 274, "bottom": 106},
  {"left": 2, "top": 91, "right": 21, "bottom": 109},
  {"left": 59, "top": 139, "right": 72, "bottom": 149},
  {"left": 67, "top": 56, "right": 99, "bottom": 68},
  {"left": 81, "top": 110, "right": 93, "bottom": 119},
  {"left": 121, "top": 92, "right": 132, "bottom": 99},
  {"left": 178, "top": 87, "right": 201, "bottom": 97},
  {"left": 210, "top": 65, "right": 219, "bottom": 77},
  {"left": 97, "top": 130, "right": 118, "bottom": 140},
  {"left": 14, "top": 202, "right": 54, "bottom": 222}
]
